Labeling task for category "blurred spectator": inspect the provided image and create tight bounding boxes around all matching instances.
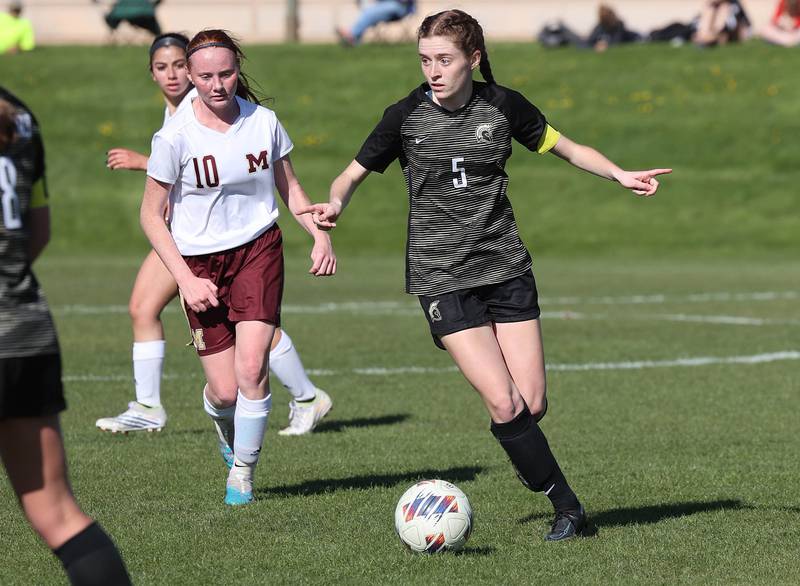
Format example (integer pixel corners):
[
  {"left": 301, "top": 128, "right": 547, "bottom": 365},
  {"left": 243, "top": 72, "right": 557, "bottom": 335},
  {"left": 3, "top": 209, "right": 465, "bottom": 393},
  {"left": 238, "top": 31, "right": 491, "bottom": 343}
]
[
  {"left": 336, "top": 0, "right": 415, "bottom": 47},
  {"left": 537, "top": 4, "right": 640, "bottom": 52},
  {"left": 692, "top": 0, "right": 751, "bottom": 46},
  {"left": 96, "top": 0, "right": 162, "bottom": 37},
  {"left": 586, "top": 4, "right": 642, "bottom": 52},
  {"left": 0, "top": 1, "right": 35, "bottom": 54},
  {"left": 760, "top": 0, "right": 800, "bottom": 46}
]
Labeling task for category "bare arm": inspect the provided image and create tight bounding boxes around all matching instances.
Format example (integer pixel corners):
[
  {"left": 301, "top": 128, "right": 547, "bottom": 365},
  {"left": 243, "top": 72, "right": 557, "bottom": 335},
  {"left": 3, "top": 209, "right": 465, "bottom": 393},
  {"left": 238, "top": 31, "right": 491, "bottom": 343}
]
[
  {"left": 272, "top": 155, "right": 336, "bottom": 276},
  {"left": 550, "top": 134, "right": 671, "bottom": 196},
  {"left": 298, "top": 159, "right": 371, "bottom": 228},
  {"left": 139, "top": 176, "right": 218, "bottom": 311},
  {"left": 107, "top": 148, "right": 149, "bottom": 171},
  {"left": 27, "top": 207, "right": 50, "bottom": 262}
]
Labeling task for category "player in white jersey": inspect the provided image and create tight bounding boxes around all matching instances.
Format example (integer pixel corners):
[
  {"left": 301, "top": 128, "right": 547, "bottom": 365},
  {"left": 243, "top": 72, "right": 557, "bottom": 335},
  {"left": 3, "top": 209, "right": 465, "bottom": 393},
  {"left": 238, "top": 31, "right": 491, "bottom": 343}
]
[
  {"left": 97, "top": 32, "right": 333, "bottom": 437},
  {"left": 141, "top": 29, "right": 336, "bottom": 505}
]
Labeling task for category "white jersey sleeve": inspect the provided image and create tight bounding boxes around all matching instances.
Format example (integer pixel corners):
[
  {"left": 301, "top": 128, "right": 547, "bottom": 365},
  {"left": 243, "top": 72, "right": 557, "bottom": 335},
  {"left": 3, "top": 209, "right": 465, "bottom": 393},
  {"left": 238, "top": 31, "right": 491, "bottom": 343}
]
[
  {"left": 272, "top": 118, "right": 293, "bottom": 163},
  {"left": 147, "top": 133, "right": 181, "bottom": 185}
]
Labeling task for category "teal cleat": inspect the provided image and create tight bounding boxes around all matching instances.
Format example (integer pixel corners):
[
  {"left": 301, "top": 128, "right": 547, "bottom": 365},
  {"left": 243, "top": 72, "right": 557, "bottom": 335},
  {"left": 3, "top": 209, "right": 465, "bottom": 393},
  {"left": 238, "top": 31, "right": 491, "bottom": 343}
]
[
  {"left": 224, "top": 461, "right": 254, "bottom": 506},
  {"left": 218, "top": 440, "right": 234, "bottom": 469}
]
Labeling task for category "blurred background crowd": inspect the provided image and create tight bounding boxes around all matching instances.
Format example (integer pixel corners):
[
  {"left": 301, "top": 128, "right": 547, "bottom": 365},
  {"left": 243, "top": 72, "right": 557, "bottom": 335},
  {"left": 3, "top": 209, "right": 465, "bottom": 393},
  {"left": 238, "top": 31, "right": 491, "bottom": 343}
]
[{"left": 1, "top": 0, "right": 798, "bottom": 54}]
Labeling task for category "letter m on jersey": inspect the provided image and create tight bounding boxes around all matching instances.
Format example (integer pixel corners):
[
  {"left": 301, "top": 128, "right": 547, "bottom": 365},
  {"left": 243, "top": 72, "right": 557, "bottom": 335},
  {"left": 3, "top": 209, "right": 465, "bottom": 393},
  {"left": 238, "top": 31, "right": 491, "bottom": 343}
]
[{"left": 246, "top": 150, "right": 269, "bottom": 173}]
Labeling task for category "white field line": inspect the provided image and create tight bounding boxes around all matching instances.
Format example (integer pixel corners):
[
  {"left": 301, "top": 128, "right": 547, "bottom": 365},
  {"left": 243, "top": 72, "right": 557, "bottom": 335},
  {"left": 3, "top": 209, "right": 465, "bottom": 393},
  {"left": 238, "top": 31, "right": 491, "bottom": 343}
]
[
  {"left": 52, "top": 290, "right": 800, "bottom": 317},
  {"left": 62, "top": 350, "right": 800, "bottom": 382},
  {"left": 51, "top": 306, "right": 800, "bottom": 327}
]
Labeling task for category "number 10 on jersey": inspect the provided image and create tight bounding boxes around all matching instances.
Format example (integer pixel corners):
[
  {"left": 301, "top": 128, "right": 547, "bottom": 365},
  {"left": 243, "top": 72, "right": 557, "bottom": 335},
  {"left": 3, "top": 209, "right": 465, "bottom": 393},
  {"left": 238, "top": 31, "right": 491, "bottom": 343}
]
[{"left": 452, "top": 157, "right": 467, "bottom": 189}]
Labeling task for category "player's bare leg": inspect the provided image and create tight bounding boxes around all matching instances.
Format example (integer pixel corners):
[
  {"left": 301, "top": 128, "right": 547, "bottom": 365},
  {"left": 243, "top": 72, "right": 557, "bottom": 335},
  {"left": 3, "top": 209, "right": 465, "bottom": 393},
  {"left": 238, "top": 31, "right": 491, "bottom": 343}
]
[
  {"left": 0, "top": 416, "right": 131, "bottom": 583},
  {"left": 493, "top": 319, "right": 547, "bottom": 420},
  {"left": 96, "top": 249, "right": 177, "bottom": 433},
  {"left": 442, "top": 325, "right": 586, "bottom": 541}
]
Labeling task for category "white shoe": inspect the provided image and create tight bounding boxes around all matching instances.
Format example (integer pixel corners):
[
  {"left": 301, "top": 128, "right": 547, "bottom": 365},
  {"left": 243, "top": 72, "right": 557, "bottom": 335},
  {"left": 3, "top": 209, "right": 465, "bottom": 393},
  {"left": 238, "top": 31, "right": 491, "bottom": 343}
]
[
  {"left": 95, "top": 402, "right": 167, "bottom": 433},
  {"left": 278, "top": 389, "right": 332, "bottom": 436},
  {"left": 225, "top": 460, "right": 254, "bottom": 505}
]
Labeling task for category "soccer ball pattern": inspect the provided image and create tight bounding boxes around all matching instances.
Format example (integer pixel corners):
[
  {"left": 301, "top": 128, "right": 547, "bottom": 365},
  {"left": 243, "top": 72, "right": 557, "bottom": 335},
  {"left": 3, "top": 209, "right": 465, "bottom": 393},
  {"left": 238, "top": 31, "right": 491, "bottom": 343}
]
[{"left": 394, "top": 479, "right": 473, "bottom": 553}]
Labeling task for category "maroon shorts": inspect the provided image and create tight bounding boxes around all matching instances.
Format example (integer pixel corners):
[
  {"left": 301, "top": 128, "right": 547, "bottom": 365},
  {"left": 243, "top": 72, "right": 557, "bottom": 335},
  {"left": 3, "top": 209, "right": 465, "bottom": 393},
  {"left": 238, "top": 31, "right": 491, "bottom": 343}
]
[{"left": 183, "top": 224, "right": 284, "bottom": 356}]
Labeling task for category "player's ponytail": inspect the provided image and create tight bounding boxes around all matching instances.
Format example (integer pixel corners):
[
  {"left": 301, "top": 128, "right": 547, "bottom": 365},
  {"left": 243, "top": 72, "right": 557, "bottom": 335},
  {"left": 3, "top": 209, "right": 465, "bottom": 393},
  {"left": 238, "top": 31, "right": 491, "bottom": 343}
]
[
  {"left": 0, "top": 99, "right": 16, "bottom": 152},
  {"left": 479, "top": 42, "right": 496, "bottom": 85},
  {"left": 186, "top": 29, "right": 265, "bottom": 104},
  {"left": 418, "top": 10, "right": 496, "bottom": 85}
]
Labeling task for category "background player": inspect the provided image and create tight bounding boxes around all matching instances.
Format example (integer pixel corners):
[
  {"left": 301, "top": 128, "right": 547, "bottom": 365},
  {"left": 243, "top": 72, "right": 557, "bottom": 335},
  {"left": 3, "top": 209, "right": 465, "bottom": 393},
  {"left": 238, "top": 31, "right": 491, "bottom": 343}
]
[
  {"left": 302, "top": 10, "right": 671, "bottom": 540},
  {"left": 0, "top": 88, "right": 131, "bottom": 585},
  {"left": 141, "top": 30, "right": 336, "bottom": 505},
  {"left": 97, "top": 32, "right": 332, "bottom": 437}
]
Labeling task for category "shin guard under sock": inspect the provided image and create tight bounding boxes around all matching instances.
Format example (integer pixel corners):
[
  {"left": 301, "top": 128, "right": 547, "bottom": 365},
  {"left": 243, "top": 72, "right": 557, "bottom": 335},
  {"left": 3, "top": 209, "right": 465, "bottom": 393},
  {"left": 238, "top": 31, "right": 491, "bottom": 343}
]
[
  {"left": 490, "top": 405, "right": 580, "bottom": 513},
  {"left": 53, "top": 522, "right": 131, "bottom": 586}
]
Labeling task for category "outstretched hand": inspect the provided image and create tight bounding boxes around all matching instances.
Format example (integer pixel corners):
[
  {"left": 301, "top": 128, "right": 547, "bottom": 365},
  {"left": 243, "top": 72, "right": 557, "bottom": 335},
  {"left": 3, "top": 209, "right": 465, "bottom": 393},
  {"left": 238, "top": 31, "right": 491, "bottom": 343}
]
[
  {"left": 616, "top": 168, "right": 672, "bottom": 196},
  {"left": 107, "top": 148, "right": 148, "bottom": 171},
  {"left": 298, "top": 201, "right": 342, "bottom": 230}
]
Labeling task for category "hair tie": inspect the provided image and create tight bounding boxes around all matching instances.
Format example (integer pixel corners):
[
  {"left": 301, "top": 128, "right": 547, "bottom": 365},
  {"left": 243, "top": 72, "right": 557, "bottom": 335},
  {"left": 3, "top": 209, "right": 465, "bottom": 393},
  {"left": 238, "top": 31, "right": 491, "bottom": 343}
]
[{"left": 186, "top": 41, "right": 233, "bottom": 58}]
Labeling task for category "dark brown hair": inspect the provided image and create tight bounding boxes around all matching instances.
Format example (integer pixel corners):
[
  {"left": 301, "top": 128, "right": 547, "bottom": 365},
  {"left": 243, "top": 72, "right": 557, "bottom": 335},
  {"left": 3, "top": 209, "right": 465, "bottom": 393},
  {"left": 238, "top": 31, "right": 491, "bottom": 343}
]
[
  {"left": 149, "top": 32, "right": 190, "bottom": 70},
  {"left": 417, "top": 10, "right": 495, "bottom": 85},
  {"left": 186, "top": 29, "right": 262, "bottom": 104},
  {"left": 0, "top": 99, "right": 17, "bottom": 152}
]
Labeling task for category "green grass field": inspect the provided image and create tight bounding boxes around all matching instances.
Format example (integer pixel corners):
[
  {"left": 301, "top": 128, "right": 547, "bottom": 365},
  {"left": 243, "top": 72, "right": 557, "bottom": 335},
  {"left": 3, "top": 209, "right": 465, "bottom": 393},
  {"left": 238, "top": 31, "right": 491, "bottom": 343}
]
[{"left": 1, "top": 42, "right": 799, "bottom": 584}]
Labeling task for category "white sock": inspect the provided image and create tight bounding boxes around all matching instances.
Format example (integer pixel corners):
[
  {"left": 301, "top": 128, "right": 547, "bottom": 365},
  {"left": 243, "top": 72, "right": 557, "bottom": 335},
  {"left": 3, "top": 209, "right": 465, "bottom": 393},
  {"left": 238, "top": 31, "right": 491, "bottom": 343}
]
[
  {"left": 132, "top": 340, "right": 166, "bottom": 407},
  {"left": 203, "top": 388, "right": 235, "bottom": 448},
  {"left": 233, "top": 390, "right": 271, "bottom": 466},
  {"left": 269, "top": 331, "right": 316, "bottom": 402}
]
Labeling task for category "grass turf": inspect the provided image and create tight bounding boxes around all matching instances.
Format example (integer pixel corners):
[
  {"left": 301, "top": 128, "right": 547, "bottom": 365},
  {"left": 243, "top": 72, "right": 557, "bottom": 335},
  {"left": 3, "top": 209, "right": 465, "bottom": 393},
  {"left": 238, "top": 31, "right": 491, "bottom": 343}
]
[{"left": 0, "top": 42, "right": 798, "bottom": 584}]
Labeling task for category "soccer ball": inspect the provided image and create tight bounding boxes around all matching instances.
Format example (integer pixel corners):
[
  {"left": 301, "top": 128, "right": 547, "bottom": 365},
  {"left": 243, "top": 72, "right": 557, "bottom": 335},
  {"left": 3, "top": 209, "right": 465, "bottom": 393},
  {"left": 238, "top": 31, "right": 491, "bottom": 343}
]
[{"left": 394, "top": 479, "right": 473, "bottom": 553}]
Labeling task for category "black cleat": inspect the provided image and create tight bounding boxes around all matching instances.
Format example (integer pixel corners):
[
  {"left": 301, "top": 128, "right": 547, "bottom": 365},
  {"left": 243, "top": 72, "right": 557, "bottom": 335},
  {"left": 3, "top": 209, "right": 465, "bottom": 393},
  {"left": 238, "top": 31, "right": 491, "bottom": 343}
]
[{"left": 545, "top": 506, "right": 588, "bottom": 541}]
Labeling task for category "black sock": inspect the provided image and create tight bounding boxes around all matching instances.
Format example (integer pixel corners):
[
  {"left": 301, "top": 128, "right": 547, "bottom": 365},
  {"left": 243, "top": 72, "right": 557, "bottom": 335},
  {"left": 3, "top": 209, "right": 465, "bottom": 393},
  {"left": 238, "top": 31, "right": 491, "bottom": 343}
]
[
  {"left": 490, "top": 405, "right": 580, "bottom": 513},
  {"left": 53, "top": 522, "right": 131, "bottom": 586}
]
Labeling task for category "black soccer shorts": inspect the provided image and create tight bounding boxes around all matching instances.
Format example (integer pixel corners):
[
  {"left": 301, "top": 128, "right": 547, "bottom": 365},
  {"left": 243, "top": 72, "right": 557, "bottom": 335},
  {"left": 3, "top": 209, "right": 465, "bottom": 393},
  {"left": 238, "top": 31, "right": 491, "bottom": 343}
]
[
  {"left": 417, "top": 270, "right": 541, "bottom": 350},
  {"left": 0, "top": 353, "right": 66, "bottom": 420}
]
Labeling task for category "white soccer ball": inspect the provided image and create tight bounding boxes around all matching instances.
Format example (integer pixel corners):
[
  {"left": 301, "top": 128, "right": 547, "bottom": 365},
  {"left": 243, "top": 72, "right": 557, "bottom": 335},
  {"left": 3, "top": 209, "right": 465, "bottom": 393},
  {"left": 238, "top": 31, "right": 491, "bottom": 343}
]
[{"left": 394, "top": 479, "right": 473, "bottom": 553}]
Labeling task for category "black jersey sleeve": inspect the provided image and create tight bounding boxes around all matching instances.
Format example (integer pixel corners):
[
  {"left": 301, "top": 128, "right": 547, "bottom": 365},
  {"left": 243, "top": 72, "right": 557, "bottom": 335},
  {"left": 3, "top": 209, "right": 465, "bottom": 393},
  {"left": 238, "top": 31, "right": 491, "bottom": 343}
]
[
  {"left": 354, "top": 103, "right": 406, "bottom": 173},
  {"left": 496, "top": 86, "right": 549, "bottom": 153}
]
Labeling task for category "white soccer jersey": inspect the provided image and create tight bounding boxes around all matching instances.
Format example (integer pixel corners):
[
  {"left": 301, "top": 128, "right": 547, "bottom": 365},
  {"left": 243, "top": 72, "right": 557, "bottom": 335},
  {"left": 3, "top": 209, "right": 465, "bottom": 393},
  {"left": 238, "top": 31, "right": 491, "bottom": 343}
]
[
  {"left": 162, "top": 87, "right": 198, "bottom": 127},
  {"left": 147, "top": 96, "right": 293, "bottom": 255}
]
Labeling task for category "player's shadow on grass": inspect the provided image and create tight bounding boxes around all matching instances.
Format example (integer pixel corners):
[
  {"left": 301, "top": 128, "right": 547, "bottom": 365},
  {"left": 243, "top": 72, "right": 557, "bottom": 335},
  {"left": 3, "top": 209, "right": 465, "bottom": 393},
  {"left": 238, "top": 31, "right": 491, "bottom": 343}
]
[
  {"left": 518, "top": 499, "right": 745, "bottom": 527},
  {"left": 258, "top": 465, "right": 483, "bottom": 497},
  {"left": 312, "top": 414, "right": 411, "bottom": 434}
]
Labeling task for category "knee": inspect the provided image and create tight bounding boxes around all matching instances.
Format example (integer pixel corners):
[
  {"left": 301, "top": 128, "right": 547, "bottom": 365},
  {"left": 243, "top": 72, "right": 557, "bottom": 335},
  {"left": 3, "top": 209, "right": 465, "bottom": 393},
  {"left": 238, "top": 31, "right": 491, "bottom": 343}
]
[
  {"left": 128, "top": 295, "right": 159, "bottom": 326},
  {"left": 485, "top": 394, "right": 519, "bottom": 424},
  {"left": 527, "top": 383, "right": 547, "bottom": 416},
  {"left": 236, "top": 355, "right": 267, "bottom": 390}
]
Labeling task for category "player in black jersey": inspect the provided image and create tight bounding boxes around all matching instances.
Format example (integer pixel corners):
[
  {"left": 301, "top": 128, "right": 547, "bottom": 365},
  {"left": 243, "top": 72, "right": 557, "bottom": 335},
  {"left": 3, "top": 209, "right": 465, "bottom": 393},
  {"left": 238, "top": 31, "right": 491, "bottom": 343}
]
[
  {"left": 302, "top": 10, "right": 671, "bottom": 541},
  {"left": 0, "top": 89, "right": 131, "bottom": 584}
]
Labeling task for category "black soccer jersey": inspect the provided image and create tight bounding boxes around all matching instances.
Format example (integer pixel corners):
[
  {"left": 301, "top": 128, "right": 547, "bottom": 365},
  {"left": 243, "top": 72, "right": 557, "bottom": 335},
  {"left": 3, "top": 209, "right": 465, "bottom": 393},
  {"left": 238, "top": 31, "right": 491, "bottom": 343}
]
[
  {"left": 356, "top": 82, "right": 560, "bottom": 296},
  {"left": 0, "top": 87, "right": 58, "bottom": 359}
]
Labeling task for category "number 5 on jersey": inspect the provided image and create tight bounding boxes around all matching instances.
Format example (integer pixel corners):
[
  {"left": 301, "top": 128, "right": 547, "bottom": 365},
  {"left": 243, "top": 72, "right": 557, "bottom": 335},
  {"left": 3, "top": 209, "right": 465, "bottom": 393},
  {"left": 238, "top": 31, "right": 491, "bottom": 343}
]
[{"left": 452, "top": 157, "right": 467, "bottom": 189}]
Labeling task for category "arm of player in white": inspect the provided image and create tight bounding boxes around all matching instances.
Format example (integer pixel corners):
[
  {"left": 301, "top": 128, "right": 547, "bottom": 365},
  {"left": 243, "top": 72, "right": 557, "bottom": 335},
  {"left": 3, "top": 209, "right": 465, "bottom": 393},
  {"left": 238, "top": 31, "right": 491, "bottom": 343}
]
[
  {"left": 298, "top": 159, "right": 371, "bottom": 229},
  {"left": 272, "top": 154, "right": 336, "bottom": 276},
  {"left": 550, "top": 134, "right": 672, "bottom": 197},
  {"left": 139, "top": 176, "right": 219, "bottom": 311}
]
